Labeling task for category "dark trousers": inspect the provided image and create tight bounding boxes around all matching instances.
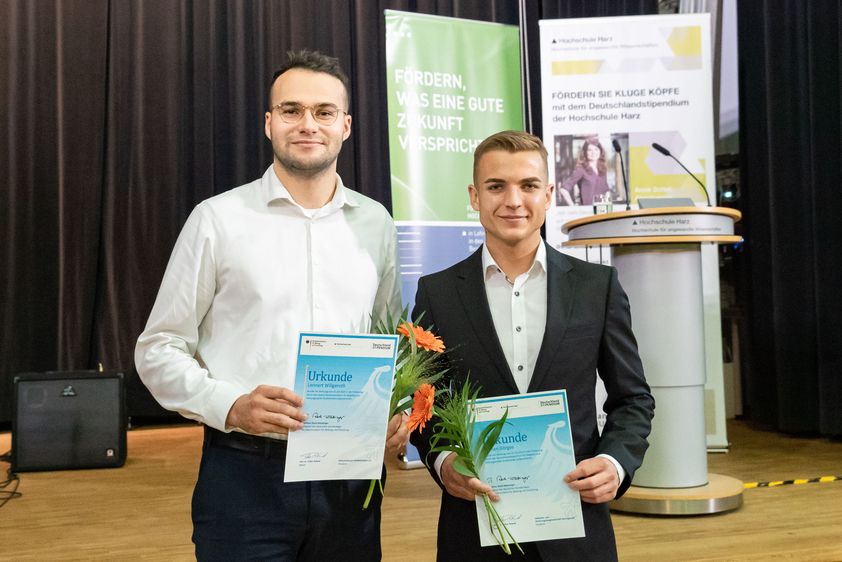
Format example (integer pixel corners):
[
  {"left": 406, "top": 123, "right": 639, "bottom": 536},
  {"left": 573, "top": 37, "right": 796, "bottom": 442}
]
[{"left": 192, "top": 427, "right": 383, "bottom": 561}]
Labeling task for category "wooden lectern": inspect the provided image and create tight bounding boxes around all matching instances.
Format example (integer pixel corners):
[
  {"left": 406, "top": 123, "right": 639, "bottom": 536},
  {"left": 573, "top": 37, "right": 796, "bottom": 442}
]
[{"left": 563, "top": 207, "right": 744, "bottom": 515}]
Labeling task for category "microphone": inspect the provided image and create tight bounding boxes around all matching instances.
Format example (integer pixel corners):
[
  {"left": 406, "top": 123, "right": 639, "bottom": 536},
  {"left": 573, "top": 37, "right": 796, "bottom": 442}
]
[
  {"left": 612, "top": 139, "right": 631, "bottom": 211},
  {"left": 651, "top": 142, "right": 711, "bottom": 206}
]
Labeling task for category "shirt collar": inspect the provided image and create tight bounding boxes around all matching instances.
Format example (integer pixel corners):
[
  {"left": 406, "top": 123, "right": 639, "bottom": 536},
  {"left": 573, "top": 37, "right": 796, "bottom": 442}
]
[
  {"left": 259, "top": 165, "right": 361, "bottom": 211},
  {"left": 482, "top": 241, "right": 547, "bottom": 281}
]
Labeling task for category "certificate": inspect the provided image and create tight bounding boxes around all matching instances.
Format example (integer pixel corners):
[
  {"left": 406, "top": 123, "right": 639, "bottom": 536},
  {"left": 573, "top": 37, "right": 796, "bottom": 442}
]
[
  {"left": 284, "top": 332, "right": 399, "bottom": 482},
  {"left": 473, "top": 390, "right": 585, "bottom": 546}
]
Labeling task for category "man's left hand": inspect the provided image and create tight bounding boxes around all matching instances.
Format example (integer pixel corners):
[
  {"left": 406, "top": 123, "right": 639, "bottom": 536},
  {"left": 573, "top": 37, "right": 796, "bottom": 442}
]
[
  {"left": 385, "top": 413, "right": 409, "bottom": 456},
  {"left": 564, "top": 457, "right": 620, "bottom": 504}
]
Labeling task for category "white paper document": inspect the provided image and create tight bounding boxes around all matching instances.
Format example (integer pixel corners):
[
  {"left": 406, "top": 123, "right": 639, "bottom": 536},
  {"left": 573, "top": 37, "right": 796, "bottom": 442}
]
[
  {"left": 473, "top": 390, "right": 585, "bottom": 546},
  {"left": 284, "top": 332, "right": 398, "bottom": 482}
]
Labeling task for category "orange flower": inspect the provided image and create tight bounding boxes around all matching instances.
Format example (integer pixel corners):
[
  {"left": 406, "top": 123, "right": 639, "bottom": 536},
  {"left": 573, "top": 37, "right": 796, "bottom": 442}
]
[
  {"left": 398, "top": 322, "right": 445, "bottom": 353},
  {"left": 407, "top": 383, "right": 436, "bottom": 433}
]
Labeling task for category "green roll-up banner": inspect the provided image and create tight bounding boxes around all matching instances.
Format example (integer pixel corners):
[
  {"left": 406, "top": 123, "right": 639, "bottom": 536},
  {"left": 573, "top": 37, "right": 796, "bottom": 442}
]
[{"left": 385, "top": 10, "right": 523, "bottom": 308}]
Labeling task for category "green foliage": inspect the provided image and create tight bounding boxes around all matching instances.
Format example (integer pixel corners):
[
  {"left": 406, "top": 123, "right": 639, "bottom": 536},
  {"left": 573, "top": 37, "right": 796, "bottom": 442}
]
[
  {"left": 429, "top": 379, "right": 522, "bottom": 555},
  {"left": 363, "top": 307, "right": 447, "bottom": 509},
  {"left": 372, "top": 307, "right": 446, "bottom": 416}
]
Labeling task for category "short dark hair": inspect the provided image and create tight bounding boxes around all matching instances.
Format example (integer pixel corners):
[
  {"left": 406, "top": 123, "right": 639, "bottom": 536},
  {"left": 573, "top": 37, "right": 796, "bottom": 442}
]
[
  {"left": 268, "top": 50, "right": 350, "bottom": 109},
  {"left": 473, "top": 130, "right": 548, "bottom": 183}
]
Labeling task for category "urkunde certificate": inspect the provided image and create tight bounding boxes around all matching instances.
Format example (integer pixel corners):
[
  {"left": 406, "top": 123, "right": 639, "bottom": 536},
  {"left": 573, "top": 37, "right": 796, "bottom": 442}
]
[
  {"left": 284, "top": 332, "right": 398, "bottom": 482},
  {"left": 474, "top": 390, "right": 585, "bottom": 546}
]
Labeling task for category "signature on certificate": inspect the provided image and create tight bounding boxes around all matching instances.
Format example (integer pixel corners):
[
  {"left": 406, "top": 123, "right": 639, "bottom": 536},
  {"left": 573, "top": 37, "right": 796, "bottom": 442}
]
[
  {"left": 311, "top": 412, "right": 346, "bottom": 422},
  {"left": 301, "top": 451, "right": 329, "bottom": 460},
  {"left": 496, "top": 474, "right": 531, "bottom": 483}
]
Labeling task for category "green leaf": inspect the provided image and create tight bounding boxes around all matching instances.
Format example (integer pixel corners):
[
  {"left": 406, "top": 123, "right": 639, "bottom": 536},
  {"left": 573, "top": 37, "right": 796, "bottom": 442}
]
[
  {"left": 476, "top": 408, "right": 509, "bottom": 469},
  {"left": 451, "top": 458, "right": 478, "bottom": 479},
  {"left": 393, "top": 397, "right": 414, "bottom": 415},
  {"left": 428, "top": 444, "right": 463, "bottom": 455}
]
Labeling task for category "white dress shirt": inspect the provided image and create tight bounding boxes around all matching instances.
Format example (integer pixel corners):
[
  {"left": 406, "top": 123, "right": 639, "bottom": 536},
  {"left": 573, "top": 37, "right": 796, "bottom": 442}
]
[
  {"left": 482, "top": 242, "right": 548, "bottom": 394},
  {"left": 435, "top": 242, "right": 625, "bottom": 483},
  {"left": 135, "top": 166, "right": 402, "bottom": 433}
]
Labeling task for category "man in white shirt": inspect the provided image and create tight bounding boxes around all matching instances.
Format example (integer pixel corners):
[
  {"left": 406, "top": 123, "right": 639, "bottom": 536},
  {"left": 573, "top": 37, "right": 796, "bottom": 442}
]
[
  {"left": 410, "top": 130, "right": 654, "bottom": 561},
  {"left": 135, "top": 50, "right": 406, "bottom": 561}
]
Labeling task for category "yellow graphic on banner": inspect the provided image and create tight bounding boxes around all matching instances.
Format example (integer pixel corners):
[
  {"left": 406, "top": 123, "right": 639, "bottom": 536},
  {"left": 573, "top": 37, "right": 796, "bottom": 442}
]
[
  {"left": 667, "top": 26, "right": 702, "bottom": 57},
  {"left": 552, "top": 60, "right": 603, "bottom": 75},
  {"left": 628, "top": 146, "right": 707, "bottom": 203}
]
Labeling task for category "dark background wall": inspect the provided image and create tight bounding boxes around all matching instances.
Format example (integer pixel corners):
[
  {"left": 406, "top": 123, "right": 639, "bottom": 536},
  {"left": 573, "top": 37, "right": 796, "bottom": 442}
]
[{"left": 2, "top": 0, "right": 839, "bottom": 436}]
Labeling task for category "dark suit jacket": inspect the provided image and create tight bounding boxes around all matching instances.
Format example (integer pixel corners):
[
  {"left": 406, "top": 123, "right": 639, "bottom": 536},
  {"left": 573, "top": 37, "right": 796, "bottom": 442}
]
[{"left": 410, "top": 243, "right": 655, "bottom": 562}]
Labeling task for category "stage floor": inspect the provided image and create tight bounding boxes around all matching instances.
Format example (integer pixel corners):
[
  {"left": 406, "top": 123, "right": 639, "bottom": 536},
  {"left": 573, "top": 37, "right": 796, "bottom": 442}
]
[{"left": 1, "top": 420, "right": 840, "bottom": 561}]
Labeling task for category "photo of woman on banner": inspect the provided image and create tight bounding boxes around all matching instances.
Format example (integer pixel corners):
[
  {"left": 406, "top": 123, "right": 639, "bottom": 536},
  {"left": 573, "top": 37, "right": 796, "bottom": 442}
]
[{"left": 555, "top": 135, "right": 627, "bottom": 206}]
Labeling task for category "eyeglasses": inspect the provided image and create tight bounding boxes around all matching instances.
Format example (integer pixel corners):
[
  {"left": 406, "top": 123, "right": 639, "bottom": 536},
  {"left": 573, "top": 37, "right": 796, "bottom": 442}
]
[{"left": 270, "top": 102, "right": 346, "bottom": 125}]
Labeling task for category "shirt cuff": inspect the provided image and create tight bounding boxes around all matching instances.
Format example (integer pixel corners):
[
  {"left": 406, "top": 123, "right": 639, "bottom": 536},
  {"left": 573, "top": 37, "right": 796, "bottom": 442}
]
[
  {"left": 205, "top": 380, "right": 249, "bottom": 432},
  {"left": 597, "top": 453, "right": 626, "bottom": 484},
  {"left": 433, "top": 450, "right": 453, "bottom": 479}
]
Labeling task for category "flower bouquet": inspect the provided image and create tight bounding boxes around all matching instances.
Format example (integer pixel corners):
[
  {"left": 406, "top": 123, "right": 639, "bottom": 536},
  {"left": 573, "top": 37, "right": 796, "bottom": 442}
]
[
  {"left": 362, "top": 312, "right": 446, "bottom": 509},
  {"left": 429, "top": 380, "right": 522, "bottom": 555}
]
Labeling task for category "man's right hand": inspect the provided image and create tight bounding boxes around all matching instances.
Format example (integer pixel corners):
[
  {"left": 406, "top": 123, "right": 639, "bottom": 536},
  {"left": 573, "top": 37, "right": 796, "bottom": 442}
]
[
  {"left": 440, "top": 453, "right": 499, "bottom": 502},
  {"left": 225, "top": 385, "right": 306, "bottom": 435}
]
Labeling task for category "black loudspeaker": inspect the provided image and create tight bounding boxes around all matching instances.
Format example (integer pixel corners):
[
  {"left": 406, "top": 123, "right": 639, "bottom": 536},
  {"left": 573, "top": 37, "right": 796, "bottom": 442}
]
[{"left": 11, "top": 371, "right": 127, "bottom": 472}]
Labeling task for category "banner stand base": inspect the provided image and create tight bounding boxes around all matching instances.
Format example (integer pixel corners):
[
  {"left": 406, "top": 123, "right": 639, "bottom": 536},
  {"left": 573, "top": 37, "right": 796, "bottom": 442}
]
[{"left": 610, "top": 473, "right": 743, "bottom": 516}]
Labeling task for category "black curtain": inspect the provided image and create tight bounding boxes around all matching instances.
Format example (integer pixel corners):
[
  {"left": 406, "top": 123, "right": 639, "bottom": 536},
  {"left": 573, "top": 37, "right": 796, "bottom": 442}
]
[
  {"left": 737, "top": 2, "right": 842, "bottom": 436},
  {"left": 1, "top": 0, "right": 110, "bottom": 418},
  {"left": 1, "top": 0, "right": 656, "bottom": 424}
]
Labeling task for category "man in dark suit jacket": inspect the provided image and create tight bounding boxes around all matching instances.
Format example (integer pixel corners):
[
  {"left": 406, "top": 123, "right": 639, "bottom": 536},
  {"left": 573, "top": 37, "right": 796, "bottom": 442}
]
[{"left": 410, "top": 131, "right": 655, "bottom": 561}]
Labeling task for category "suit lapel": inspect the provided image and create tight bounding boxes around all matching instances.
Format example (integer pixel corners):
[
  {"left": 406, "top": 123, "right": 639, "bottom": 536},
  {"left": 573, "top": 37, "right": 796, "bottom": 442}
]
[
  {"left": 528, "top": 244, "right": 576, "bottom": 392},
  {"left": 455, "top": 248, "right": 520, "bottom": 394}
]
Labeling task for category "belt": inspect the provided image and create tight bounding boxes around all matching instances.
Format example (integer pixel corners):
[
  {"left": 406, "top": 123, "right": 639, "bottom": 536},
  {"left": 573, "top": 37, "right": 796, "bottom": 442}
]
[{"left": 204, "top": 426, "right": 287, "bottom": 459}]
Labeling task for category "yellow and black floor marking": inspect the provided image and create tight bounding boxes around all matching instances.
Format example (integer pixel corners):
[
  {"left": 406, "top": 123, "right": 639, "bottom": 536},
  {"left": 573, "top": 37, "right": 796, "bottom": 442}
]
[{"left": 744, "top": 475, "right": 842, "bottom": 489}]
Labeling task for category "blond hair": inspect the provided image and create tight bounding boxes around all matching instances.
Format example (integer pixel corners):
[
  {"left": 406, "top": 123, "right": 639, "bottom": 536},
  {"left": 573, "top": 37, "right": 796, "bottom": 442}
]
[{"left": 473, "top": 130, "right": 548, "bottom": 183}]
